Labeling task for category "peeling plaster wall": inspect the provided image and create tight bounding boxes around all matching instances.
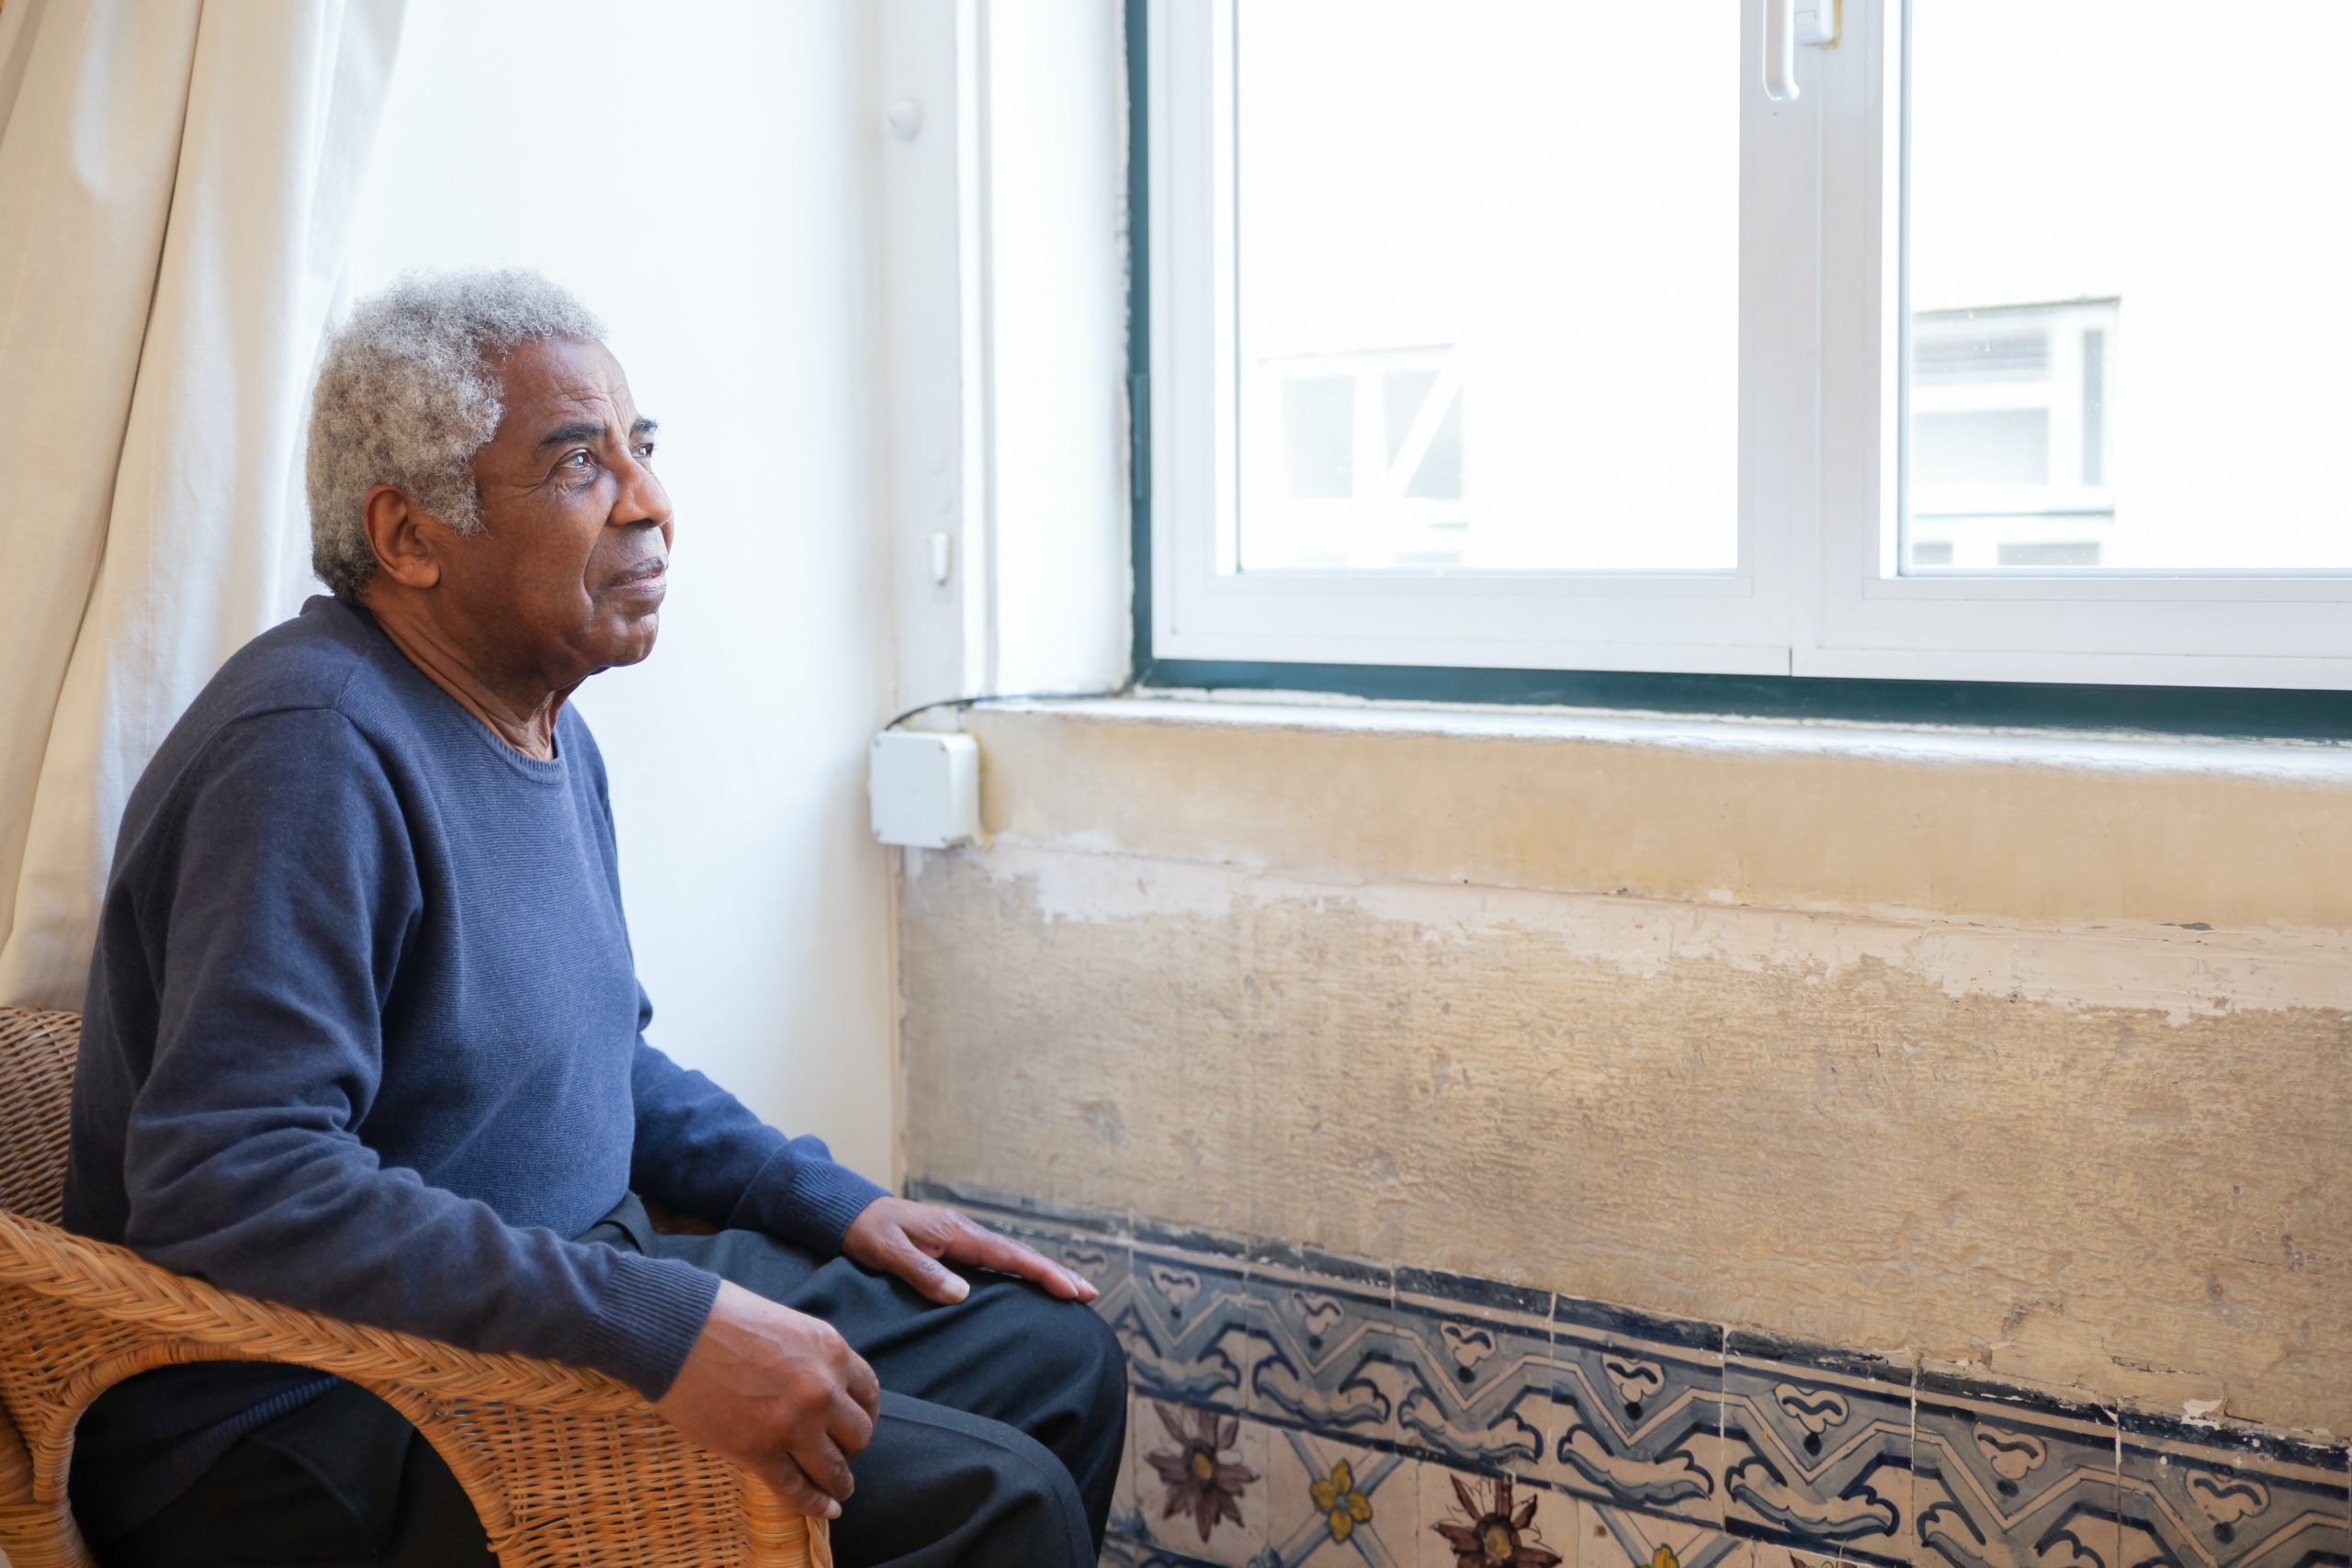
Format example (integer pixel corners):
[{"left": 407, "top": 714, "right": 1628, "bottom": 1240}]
[{"left": 896, "top": 703, "right": 2352, "bottom": 1437}]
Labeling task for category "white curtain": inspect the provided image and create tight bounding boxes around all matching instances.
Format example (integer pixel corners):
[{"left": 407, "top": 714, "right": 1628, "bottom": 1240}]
[{"left": 0, "top": 0, "right": 405, "bottom": 1010}]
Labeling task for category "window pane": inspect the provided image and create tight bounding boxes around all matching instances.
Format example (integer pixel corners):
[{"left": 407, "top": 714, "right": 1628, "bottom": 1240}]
[
  {"left": 1233, "top": 3, "right": 1738, "bottom": 573},
  {"left": 1281, "top": 376, "right": 1355, "bottom": 500},
  {"left": 1903, "top": 2, "right": 2352, "bottom": 573}
]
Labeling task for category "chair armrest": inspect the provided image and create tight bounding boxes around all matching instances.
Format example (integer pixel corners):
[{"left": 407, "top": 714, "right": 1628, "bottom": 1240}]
[{"left": 0, "top": 1209, "right": 829, "bottom": 1568}]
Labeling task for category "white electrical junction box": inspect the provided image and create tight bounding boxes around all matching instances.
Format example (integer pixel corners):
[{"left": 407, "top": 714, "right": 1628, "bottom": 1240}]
[{"left": 869, "top": 729, "right": 980, "bottom": 849}]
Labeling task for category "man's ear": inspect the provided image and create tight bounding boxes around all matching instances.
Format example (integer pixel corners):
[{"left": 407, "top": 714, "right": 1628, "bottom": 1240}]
[{"left": 361, "top": 484, "right": 444, "bottom": 591}]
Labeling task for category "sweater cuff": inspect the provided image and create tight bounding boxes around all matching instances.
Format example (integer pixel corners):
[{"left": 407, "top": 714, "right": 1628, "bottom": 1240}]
[
  {"left": 572, "top": 1249, "right": 720, "bottom": 1400},
  {"left": 790, "top": 1162, "right": 891, "bottom": 1249},
  {"left": 733, "top": 1149, "right": 890, "bottom": 1253}
]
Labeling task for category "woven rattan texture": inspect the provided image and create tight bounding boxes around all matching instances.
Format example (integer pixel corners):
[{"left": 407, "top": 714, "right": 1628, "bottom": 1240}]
[
  {"left": 0, "top": 1008, "right": 827, "bottom": 1567},
  {"left": 0, "top": 1010, "right": 76, "bottom": 1227}
]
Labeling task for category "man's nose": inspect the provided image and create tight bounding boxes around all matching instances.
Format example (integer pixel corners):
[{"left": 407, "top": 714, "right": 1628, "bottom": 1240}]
[{"left": 614, "top": 451, "right": 672, "bottom": 529}]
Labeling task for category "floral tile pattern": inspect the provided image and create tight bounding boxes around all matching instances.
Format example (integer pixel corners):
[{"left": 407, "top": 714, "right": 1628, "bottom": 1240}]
[
  {"left": 1394, "top": 1269, "right": 1555, "bottom": 1474},
  {"left": 1418, "top": 1465, "right": 1573, "bottom": 1568},
  {"left": 925, "top": 1190, "right": 2350, "bottom": 1568},
  {"left": 1720, "top": 1337, "right": 1914, "bottom": 1564},
  {"left": 1125, "top": 1247, "right": 1261, "bottom": 1413},
  {"left": 1912, "top": 1377, "right": 2122, "bottom": 1568},
  {"left": 1541, "top": 1298, "right": 1725, "bottom": 1529},
  {"left": 1249, "top": 1250, "right": 1406, "bottom": 1445},
  {"left": 1260, "top": 1424, "right": 1423, "bottom": 1567},
  {"left": 1126, "top": 1395, "right": 1272, "bottom": 1567},
  {"left": 1579, "top": 1497, "right": 1748, "bottom": 1568},
  {"left": 2115, "top": 1416, "right": 2349, "bottom": 1568}
]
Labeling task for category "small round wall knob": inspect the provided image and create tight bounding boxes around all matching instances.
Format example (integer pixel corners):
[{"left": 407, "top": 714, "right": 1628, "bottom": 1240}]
[{"left": 887, "top": 98, "right": 924, "bottom": 141}]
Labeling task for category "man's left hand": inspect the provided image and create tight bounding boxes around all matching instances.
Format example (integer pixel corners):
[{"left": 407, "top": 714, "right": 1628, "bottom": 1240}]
[{"left": 842, "top": 1197, "right": 1100, "bottom": 1307}]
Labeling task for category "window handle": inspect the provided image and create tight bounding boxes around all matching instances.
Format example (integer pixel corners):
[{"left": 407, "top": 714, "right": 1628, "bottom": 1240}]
[{"left": 1764, "top": 0, "right": 1838, "bottom": 103}]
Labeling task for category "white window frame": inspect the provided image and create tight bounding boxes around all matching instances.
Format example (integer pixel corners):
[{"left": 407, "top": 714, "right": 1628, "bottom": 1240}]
[{"left": 1143, "top": 0, "right": 2352, "bottom": 691}]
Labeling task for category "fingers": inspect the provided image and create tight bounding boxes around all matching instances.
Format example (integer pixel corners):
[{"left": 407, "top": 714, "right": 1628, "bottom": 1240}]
[
  {"left": 808, "top": 1326, "right": 878, "bottom": 1443},
  {"left": 656, "top": 1290, "right": 883, "bottom": 1526},
  {"left": 763, "top": 1338, "right": 873, "bottom": 1519},
  {"left": 759, "top": 1454, "right": 844, "bottom": 1521},
  {"left": 887, "top": 1234, "right": 973, "bottom": 1305},
  {"left": 842, "top": 1348, "right": 883, "bottom": 1424},
  {"left": 829, "top": 1385, "right": 876, "bottom": 1460},
  {"left": 865, "top": 1203, "right": 1102, "bottom": 1303},
  {"left": 939, "top": 1218, "right": 1098, "bottom": 1303},
  {"left": 826, "top": 1346, "right": 879, "bottom": 1456},
  {"left": 788, "top": 1427, "right": 859, "bottom": 1510}
]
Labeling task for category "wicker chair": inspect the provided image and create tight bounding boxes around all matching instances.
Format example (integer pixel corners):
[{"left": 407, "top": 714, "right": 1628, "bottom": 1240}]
[{"left": 0, "top": 1008, "right": 830, "bottom": 1567}]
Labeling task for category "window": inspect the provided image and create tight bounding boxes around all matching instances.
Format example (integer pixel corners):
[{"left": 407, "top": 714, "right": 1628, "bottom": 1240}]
[
  {"left": 1136, "top": 1, "right": 2352, "bottom": 694},
  {"left": 1907, "top": 299, "right": 2115, "bottom": 570}
]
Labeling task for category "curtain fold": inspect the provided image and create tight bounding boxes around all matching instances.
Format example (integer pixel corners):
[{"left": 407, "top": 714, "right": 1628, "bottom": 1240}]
[{"left": 0, "top": 0, "right": 407, "bottom": 1009}]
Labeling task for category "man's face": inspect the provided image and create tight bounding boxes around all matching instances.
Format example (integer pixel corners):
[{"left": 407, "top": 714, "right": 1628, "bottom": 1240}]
[{"left": 446, "top": 336, "right": 673, "bottom": 685}]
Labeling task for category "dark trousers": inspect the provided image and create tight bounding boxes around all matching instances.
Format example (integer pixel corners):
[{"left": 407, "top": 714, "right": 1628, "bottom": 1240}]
[{"left": 100, "top": 1196, "right": 1126, "bottom": 1567}]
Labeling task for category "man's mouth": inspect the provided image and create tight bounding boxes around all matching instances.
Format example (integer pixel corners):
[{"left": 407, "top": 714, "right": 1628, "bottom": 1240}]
[{"left": 613, "top": 558, "right": 668, "bottom": 590}]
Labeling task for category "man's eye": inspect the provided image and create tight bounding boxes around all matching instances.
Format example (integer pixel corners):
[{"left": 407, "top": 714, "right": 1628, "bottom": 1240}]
[
  {"left": 561, "top": 450, "right": 594, "bottom": 469},
  {"left": 634, "top": 443, "right": 656, "bottom": 462}
]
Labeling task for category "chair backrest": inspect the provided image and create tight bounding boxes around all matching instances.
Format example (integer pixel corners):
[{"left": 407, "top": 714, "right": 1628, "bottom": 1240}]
[{"left": 0, "top": 1010, "right": 81, "bottom": 1226}]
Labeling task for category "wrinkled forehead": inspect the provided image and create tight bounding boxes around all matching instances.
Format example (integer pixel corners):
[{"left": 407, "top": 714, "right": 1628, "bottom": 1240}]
[{"left": 490, "top": 337, "right": 640, "bottom": 443}]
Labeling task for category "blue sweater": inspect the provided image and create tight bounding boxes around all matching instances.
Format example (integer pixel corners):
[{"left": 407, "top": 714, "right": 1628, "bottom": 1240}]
[{"left": 62, "top": 596, "right": 888, "bottom": 1539}]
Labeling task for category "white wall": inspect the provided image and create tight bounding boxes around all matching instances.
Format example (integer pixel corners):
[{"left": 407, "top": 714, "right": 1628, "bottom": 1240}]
[{"left": 345, "top": 0, "right": 898, "bottom": 1181}]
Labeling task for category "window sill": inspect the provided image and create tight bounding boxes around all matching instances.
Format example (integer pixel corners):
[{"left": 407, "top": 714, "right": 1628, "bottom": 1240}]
[
  {"left": 946, "top": 693, "right": 2352, "bottom": 933},
  {"left": 994, "top": 691, "right": 2352, "bottom": 782}
]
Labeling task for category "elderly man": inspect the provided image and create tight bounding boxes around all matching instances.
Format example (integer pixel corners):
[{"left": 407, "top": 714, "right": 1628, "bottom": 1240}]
[{"left": 62, "top": 271, "right": 1125, "bottom": 1566}]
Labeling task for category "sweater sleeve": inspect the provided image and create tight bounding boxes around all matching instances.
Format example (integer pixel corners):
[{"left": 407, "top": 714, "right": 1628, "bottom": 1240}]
[
  {"left": 120, "top": 709, "right": 717, "bottom": 1400},
  {"left": 628, "top": 1018, "right": 888, "bottom": 1252},
  {"left": 568, "top": 716, "right": 888, "bottom": 1252}
]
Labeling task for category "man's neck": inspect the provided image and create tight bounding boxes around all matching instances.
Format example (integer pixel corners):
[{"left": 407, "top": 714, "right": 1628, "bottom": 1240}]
[{"left": 361, "top": 595, "right": 570, "bottom": 761}]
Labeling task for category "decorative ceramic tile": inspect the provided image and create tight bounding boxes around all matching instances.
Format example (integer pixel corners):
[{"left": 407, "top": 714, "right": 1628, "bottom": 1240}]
[
  {"left": 1541, "top": 1296, "right": 1726, "bottom": 1529},
  {"left": 1258, "top": 1422, "right": 1423, "bottom": 1567},
  {"left": 1102, "top": 1529, "right": 1222, "bottom": 1568},
  {"left": 1135, "top": 1217, "right": 1259, "bottom": 1260},
  {"left": 1066, "top": 1232, "right": 1138, "bottom": 1315},
  {"left": 1579, "top": 1496, "right": 1748, "bottom": 1568},
  {"left": 1912, "top": 1376, "right": 2121, "bottom": 1568},
  {"left": 1720, "top": 1336, "right": 1914, "bottom": 1564},
  {"left": 1393, "top": 1269, "right": 1555, "bottom": 1475},
  {"left": 1126, "top": 1394, "right": 1275, "bottom": 1567},
  {"left": 1418, "top": 1463, "right": 1578, "bottom": 1568},
  {"left": 2115, "top": 1414, "right": 2349, "bottom": 1568},
  {"left": 951, "top": 1190, "right": 2350, "bottom": 1568},
  {"left": 1098, "top": 1530, "right": 1155, "bottom": 1567},
  {"left": 1249, "top": 1246, "right": 1406, "bottom": 1445},
  {"left": 1125, "top": 1247, "right": 1261, "bottom": 1412}
]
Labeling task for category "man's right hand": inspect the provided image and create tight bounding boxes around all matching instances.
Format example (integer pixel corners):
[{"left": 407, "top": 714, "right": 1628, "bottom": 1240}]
[{"left": 654, "top": 1280, "right": 882, "bottom": 1519}]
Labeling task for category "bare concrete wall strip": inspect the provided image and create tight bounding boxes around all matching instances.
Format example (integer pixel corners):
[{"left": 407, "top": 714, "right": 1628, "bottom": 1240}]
[
  {"left": 966, "top": 703, "right": 2352, "bottom": 930},
  {"left": 899, "top": 705, "right": 2352, "bottom": 1437}
]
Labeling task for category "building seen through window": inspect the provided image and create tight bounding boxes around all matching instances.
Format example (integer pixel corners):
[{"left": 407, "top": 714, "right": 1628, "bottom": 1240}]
[
  {"left": 1907, "top": 298, "right": 2115, "bottom": 570},
  {"left": 1231, "top": 2, "right": 2350, "bottom": 581}
]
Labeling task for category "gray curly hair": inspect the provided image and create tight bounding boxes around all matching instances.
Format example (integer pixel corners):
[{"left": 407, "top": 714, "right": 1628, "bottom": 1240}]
[{"left": 305, "top": 269, "right": 605, "bottom": 600}]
